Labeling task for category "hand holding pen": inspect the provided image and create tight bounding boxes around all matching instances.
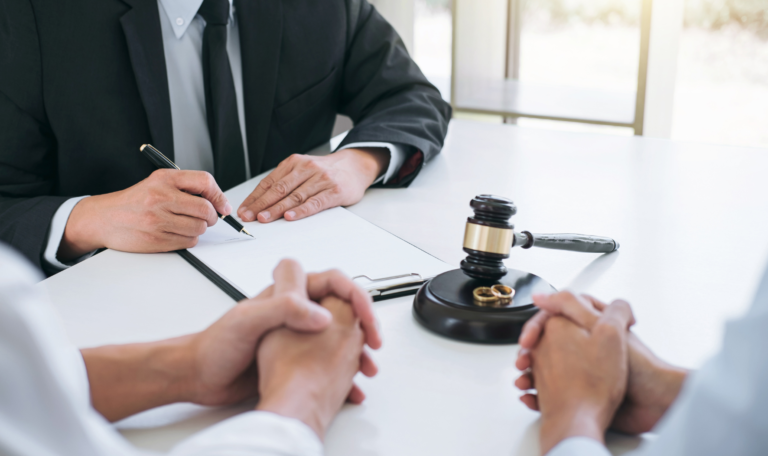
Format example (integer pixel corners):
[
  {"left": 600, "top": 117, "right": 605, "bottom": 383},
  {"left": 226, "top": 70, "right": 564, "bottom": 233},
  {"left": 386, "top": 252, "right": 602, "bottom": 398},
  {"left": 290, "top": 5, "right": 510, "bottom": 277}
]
[
  {"left": 56, "top": 164, "right": 239, "bottom": 261},
  {"left": 140, "top": 144, "right": 252, "bottom": 237}
]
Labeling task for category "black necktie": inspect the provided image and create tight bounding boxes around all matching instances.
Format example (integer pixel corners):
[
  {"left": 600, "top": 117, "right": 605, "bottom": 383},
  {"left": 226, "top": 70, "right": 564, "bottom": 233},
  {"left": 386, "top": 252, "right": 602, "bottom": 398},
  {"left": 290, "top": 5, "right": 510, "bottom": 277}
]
[{"left": 197, "top": 0, "right": 246, "bottom": 190}]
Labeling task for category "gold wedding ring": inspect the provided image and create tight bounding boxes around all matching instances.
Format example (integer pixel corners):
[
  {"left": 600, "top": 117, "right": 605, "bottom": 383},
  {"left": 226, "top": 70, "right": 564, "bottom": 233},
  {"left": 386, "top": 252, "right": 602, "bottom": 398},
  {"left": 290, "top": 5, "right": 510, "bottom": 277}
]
[
  {"left": 491, "top": 284, "right": 515, "bottom": 304},
  {"left": 473, "top": 285, "right": 516, "bottom": 307},
  {"left": 473, "top": 287, "right": 499, "bottom": 305}
]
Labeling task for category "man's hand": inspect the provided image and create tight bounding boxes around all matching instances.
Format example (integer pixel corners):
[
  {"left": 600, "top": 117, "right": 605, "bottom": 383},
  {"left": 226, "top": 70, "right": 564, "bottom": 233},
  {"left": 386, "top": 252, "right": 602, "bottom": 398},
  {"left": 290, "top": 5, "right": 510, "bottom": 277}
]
[
  {"left": 515, "top": 292, "right": 688, "bottom": 435},
  {"left": 83, "top": 259, "right": 381, "bottom": 422},
  {"left": 237, "top": 148, "right": 389, "bottom": 223},
  {"left": 59, "top": 169, "right": 231, "bottom": 261},
  {"left": 527, "top": 302, "right": 634, "bottom": 454},
  {"left": 256, "top": 295, "right": 372, "bottom": 439}
]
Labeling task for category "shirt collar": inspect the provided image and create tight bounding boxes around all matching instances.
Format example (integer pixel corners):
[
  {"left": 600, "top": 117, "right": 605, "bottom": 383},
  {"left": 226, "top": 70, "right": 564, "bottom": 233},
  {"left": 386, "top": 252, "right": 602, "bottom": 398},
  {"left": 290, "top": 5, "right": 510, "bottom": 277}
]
[{"left": 159, "top": 0, "right": 235, "bottom": 39}]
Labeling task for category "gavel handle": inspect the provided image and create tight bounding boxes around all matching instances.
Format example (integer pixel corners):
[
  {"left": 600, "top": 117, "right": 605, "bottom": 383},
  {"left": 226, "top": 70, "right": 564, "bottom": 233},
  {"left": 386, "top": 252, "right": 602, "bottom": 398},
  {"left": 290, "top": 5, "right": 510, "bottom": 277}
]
[{"left": 513, "top": 231, "right": 619, "bottom": 253}]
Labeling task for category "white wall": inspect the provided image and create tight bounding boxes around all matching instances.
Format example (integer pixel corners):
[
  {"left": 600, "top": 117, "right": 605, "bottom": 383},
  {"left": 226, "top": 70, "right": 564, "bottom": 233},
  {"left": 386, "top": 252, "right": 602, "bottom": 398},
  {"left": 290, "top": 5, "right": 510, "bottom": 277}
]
[
  {"left": 643, "top": 0, "right": 685, "bottom": 138},
  {"left": 370, "top": 0, "right": 415, "bottom": 53}
]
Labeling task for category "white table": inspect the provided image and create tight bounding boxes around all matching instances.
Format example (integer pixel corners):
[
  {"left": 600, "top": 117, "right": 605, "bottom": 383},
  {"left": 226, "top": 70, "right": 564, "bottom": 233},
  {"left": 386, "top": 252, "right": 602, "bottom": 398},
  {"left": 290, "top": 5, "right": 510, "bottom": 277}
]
[{"left": 40, "top": 119, "right": 768, "bottom": 455}]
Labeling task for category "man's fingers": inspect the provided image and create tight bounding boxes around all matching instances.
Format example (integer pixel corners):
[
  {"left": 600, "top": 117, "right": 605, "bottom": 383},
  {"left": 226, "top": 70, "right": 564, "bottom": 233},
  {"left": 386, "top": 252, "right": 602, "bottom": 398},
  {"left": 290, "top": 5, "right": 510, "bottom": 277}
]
[
  {"left": 533, "top": 291, "right": 601, "bottom": 331},
  {"left": 594, "top": 300, "right": 636, "bottom": 337},
  {"left": 347, "top": 383, "right": 366, "bottom": 404},
  {"left": 170, "top": 192, "right": 219, "bottom": 226},
  {"left": 157, "top": 233, "right": 199, "bottom": 251},
  {"left": 164, "top": 215, "right": 209, "bottom": 238},
  {"left": 515, "top": 348, "right": 532, "bottom": 371},
  {"left": 238, "top": 164, "right": 292, "bottom": 221},
  {"left": 518, "top": 309, "right": 551, "bottom": 350},
  {"left": 259, "top": 177, "right": 328, "bottom": 223},
  {"left": 170, "top": 170, "right": 231, "bottom": 216},
  {"left": 253, "top": 171, "right": 314, "bottom": 223},
  {"left": 582, "top": 294, "right": 608, "bottom": 312},
  {"left": 283, "top": 190, "right": 336, "bottom": 222},
  {"left": 519, "top": 393, "right": 540, "bottom": 411},
  {"left": 307, "top": 270, "right": 382, "bottom": 349},
  {"left": 514, "top": 372, "right": 535, "bottom": 390},
  {"left": 236, "top": 294, "right": 331, "bottom": 337},
  {"left": 272, "top": 259, "right": 309, "bottom": 298},
  {"left": 360, "top": 349, "right": 378, "bottom": 377}
]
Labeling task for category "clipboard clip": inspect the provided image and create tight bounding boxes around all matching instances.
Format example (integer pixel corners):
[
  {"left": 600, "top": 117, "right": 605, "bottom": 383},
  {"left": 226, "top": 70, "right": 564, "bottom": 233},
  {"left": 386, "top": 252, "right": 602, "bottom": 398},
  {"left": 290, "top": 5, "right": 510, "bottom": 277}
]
[{"left": 352, "top": 273, "right": 429, "bottom": 301}]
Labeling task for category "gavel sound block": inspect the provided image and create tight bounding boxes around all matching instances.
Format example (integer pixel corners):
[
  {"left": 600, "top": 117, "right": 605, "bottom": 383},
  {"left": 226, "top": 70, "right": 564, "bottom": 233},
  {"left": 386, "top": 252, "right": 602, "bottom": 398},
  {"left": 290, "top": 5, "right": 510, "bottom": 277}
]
[{"left": 413, "top": 195, "right": 619, "bottom": 344}]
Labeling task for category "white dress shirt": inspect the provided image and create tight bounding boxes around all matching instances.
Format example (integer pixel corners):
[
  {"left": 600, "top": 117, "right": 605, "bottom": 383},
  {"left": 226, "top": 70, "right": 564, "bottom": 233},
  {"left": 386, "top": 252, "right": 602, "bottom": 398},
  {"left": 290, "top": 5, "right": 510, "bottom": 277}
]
[
  {"left": 43, "top": 0, "right": 406, "bottom": 271},
  {"left": 549, "top": 263, "right": 768, "bottom": 455},
  {"left": 0, "top": 243, "right": 322, "bottom": 456}
]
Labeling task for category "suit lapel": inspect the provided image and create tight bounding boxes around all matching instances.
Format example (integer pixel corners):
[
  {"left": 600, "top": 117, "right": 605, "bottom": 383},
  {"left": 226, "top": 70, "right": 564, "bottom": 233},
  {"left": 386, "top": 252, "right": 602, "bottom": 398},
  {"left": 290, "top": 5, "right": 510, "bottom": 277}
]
[
  {"left": 235, "top": 0, "right": 283, "bottom": 175},
  {"left": 120, "top": 0, "right": 175, "bottom": 159}
]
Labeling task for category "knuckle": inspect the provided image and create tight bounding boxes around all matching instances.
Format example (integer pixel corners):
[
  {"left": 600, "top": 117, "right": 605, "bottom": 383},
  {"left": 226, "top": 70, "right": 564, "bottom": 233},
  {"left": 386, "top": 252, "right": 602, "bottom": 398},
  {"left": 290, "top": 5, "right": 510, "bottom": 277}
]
[
  {"left": 202, "top": 172, "right": 217, "bottom": 189},
  {"left": 143, "top": 189, "right": 164, "bottom": 207},
  {"left": 318, "top": 170, "right": 332, "bottom": 181},
  {"left": 272, "top": 180, "right": 289, "bottom": 197},
  {"left": 195, "top": 220, "right": 208, "bottom": 235},
  {"left": 259, "top": 176, "right": 275, "bottom": 190},
  {"left": 306, "top": 196, "right": 323, "bottom": 212},
  {"left": 140, "top": 211, "right": 161, "bottom": 227},
  {"left": 289, "top": 192, "right": 305, "bottom": 205},
  {"left": 287, "top": 154, "right": 302, "bottom": 164},
  {"left": 186, "top": 237, "right": 199, "bottom": 249},
  {"left": 329, "top": 183, "right": 343, "bottom": 195},
  {"left": 151, "top": 168, "right": 171, "bottom": 181}
]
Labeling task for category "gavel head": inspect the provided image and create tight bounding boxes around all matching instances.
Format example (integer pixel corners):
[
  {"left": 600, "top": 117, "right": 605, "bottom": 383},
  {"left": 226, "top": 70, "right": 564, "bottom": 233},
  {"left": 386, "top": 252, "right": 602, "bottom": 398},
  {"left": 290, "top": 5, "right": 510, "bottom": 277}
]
[{"left": 460, "top": 195, "right": 516, "bottom": 281}]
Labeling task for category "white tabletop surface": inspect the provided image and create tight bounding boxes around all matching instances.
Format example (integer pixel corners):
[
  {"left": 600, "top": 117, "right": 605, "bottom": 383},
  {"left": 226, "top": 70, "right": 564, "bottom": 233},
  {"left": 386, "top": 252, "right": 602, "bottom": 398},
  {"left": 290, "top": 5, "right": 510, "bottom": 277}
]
[{"left": 39, "top": 119, "right": 768, "bottom": 455}]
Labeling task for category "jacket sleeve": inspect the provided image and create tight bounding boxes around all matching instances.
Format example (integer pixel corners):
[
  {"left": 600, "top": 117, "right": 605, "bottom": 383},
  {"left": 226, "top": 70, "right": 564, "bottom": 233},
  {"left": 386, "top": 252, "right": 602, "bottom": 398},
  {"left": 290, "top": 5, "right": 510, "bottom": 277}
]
[
  {"left": 0, "top": 0, "right": 68, "bottom": 273},
  {"left": 336, "top": 0, "right": 452, "bottom": 188}
]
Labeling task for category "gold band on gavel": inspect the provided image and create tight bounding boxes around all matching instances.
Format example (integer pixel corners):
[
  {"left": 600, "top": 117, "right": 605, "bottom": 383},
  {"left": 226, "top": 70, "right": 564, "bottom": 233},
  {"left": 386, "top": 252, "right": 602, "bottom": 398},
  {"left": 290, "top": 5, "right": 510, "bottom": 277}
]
[{"left": 463, "top": 222, "right": 513, "bottom": 255}]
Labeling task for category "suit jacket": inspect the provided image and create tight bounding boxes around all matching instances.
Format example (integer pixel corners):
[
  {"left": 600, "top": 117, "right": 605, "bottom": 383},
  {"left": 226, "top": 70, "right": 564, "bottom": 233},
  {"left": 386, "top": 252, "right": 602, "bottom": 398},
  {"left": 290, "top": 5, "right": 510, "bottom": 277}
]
[{"left": 0, "top": 0, "right": 451, "bottom": 273}]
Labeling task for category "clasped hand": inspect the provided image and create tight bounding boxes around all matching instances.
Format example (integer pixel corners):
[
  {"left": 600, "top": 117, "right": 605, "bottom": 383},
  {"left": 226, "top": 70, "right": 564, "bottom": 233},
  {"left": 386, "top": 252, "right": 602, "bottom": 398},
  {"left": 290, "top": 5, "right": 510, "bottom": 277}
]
[
  {"left": 84, "top": 259, "right": 381, "bottom": 440},
  {"left": 514, "top": 292, "right": 688, "bottom": 454}
]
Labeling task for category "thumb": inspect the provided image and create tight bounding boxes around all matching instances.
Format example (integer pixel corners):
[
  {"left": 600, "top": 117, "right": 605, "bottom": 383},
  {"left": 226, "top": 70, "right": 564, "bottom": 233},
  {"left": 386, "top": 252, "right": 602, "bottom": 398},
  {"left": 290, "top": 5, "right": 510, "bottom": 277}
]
[
  {"left": 277, "top": 293, "right": 332, "bottom": 332},
  {"left": 231, "top": 294, "right": 331, "bottom": 343}
]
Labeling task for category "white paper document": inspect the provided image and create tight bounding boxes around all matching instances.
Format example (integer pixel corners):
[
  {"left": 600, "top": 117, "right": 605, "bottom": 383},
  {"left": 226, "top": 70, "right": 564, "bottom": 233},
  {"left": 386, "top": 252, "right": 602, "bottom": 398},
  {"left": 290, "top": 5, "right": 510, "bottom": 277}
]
[{"left": 190, "top": 207, "right": 451, "bottom": 297}]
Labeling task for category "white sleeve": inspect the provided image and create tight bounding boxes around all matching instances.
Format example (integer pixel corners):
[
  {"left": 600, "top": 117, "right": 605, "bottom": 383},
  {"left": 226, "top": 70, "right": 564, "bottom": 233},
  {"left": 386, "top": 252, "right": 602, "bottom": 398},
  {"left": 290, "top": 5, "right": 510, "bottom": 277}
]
[
  {"left": 547, "top": 437, "right": 612, "bottom": 456},
  {"left": 629, "top": 262, "right": 768, "bottom": 456},
  {"left": 43, "top": 196, "right": 98, "bottom": 271},
  {"left": 337, "top": 142, "right": 407, "bottom": 184},
  {"left": 169, "top": 411, "right": 323, "bottom": 456},
  {"left": 0, "top": 245, "right": 136, "bottom": 456}
]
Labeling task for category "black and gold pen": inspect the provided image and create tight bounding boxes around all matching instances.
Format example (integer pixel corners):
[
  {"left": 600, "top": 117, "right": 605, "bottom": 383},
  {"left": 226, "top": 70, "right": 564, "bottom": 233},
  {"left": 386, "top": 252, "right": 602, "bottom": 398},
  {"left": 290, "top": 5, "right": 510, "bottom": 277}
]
[{"left": 139, "top": 144, "right": 253, "bottom": 237}]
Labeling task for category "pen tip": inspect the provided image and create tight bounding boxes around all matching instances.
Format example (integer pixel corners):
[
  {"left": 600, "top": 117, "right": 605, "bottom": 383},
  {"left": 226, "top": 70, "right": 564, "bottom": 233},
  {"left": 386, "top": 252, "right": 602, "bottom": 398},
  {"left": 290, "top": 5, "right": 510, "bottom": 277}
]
[{"left": 243, "top": 229, "right": 254, "bottom": 237}]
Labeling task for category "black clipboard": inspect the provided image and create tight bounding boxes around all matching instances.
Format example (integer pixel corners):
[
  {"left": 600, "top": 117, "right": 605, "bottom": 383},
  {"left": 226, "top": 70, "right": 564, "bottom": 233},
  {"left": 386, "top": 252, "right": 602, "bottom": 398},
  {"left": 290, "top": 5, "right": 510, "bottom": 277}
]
[{"left": 176, "top": 250, "right": 427, "bottom": 303}]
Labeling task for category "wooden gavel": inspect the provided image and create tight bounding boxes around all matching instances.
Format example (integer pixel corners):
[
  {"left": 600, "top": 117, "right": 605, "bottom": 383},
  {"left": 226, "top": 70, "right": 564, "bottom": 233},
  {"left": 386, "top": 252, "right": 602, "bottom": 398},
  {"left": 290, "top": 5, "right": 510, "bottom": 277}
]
[{"left": 460, "top": 195, "right": 620, "bottom": 281}]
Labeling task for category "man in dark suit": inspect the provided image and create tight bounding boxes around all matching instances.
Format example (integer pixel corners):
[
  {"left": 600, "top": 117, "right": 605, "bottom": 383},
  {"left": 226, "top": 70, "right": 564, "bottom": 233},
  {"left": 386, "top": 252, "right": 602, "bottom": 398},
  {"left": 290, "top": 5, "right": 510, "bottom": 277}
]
[{"left": 0, "top": 0, "right": 451, "bottom": 275}]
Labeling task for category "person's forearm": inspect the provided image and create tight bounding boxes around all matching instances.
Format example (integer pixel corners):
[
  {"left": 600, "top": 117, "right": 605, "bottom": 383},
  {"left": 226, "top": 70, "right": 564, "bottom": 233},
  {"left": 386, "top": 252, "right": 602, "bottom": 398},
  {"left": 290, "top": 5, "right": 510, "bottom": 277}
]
[
  {"left": 82, "top": 335, "right": 195, "bottom": 422},
  {"left": 540, "top": 406, "right": 607, "bottom": 455},
  {"left": 336, "top": 148, "right": 390, "bottom": 184},
  {"left": 637, "top": 352, "right": 689, "bottom": 418},
  {"left": 257, "top": 371, "right": 325, "bottom": 440}
]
